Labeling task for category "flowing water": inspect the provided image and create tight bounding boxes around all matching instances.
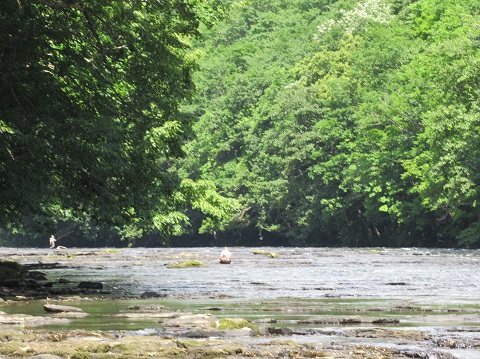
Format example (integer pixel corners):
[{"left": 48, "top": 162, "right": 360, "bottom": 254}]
[
  {"left": 14, "top": 246, "right": 479, "bottom": 303},
  {"left": 2, "top": 246, "right": 480, "bottom": 358}
]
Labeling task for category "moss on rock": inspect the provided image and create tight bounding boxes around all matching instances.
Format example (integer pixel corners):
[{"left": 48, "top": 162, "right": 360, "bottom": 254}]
[
  {"left": 215, "top": 318, "right": 259, "bottom": 334},
  {"left": 252, "top": 250, "right": 279, "bottom": 258},
  {"left": 167, "top": 260, "right": 204, "bottom": 268}
]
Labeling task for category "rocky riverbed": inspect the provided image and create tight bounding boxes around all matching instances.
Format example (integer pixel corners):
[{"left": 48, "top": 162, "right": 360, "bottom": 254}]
[{"left": 1, "top": 247, "right": 480, "bottom": 358}]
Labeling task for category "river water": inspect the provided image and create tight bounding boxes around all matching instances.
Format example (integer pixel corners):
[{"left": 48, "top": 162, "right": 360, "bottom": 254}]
[
  {"left": 22, "top": 246, "right": 480, "bottom": 304},
  {"left": 2, "top": 247, "right": 480, "bottom": 358}
]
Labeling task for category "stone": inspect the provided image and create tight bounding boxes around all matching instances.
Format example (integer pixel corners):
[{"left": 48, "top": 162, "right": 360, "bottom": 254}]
[
  {"left": 163, "top": 314, "right": 218, "bottom": 330},
  {"left": 44, "top": 304, "right": 84, "bottom": 313},
  {"left": 77, "top": 281, "right": 103, "bottom": 289}
]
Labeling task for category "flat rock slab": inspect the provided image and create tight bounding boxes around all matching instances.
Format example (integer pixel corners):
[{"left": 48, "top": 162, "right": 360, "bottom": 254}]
[
  {"left": 112, "top": 312, "right": 182, "bottom": 319},
  {"left": 44, "top": 304, "right": 84, "bottom": 313},
  {"left": 0, "top": 312, "right": 70, "bottom": 327},
  {"left": 163, "top": 314, "right": 218, "bottom": 330}
]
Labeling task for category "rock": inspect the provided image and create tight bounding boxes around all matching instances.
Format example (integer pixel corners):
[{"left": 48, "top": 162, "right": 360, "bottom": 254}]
[
  {"left": 29, "top": 355, "right": 63, "bottom": 359},
  {"left": 0, "top": 312, "right": 71, "bottom": 327},
  {"left": 182, "top": 327, "right": 256, "bottom": 338},
  {"left": 299, "top": 316, "right": 396, "bottom": 325},
  {"left": 140, "top": 291, "right": 167, "bottom": 298},
  {"left": 163, "top": 314, "right": 218, "bottom": 330},
  {"left": 127, "top": 304, "right": 170, "bottom": 311},
  {"left": 0, "top": 312, "right": 25, "bottom": 325},
  {"left": 264, "top": 327, "right": 294, "bottom": 335},
  {"left": 371, "top": 318, "right": 400, "bottom": 324},
  {"left": 44, "top": 304, "right": 84, "bottom": 313},
  {"left": 78, "top": 281, "right": 103, "bottom": 289},
  {"left": 27, "top": 271, "right": 48, "bottom": 281},
  {"left": 252, "top": 250, "right": 279, "bottom": 258},
  {"left": 112, "top": 312, "right": 181, "bottom": 319},
  {"left": 167, "top": 260, "right": 204, "bottom": 268}
]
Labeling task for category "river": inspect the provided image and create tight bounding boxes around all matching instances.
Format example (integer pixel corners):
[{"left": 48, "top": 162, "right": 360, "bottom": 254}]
[
  {"left": 11, "top": 246, "right": 479, "bottom": 303},
  {"left": 2, "top": 246, "right": 480, "bottom": 358}
]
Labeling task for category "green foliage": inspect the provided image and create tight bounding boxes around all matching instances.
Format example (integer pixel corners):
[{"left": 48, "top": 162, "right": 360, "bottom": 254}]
[
  {"left": 0, "top": 0, "right": 238, "bottom": 243},
  {"left": 4, "top": 0, "right": 480, "bottom": 247},
  {"left": 178, "top": 0, "right": 480, "bottom": 247}
]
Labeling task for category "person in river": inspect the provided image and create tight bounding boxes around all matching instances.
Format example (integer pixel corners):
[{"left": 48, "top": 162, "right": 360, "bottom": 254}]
[
  {"left": 49, "top": 235, "right": 56, "bottom": 249},
  {"left": 219, "top": 247, "right": 232, "bottom": 264}
]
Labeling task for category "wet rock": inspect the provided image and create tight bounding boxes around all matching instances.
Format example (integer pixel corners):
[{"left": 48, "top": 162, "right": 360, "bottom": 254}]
[
  {"left": 78, "top": 281, "right": 103, "bottom": 290},
  {"left": 386, "top": 282, "right": 408, "bottom": 285},
  {"left": 44, "top": 304, "right": 84, "bottom": 313},
  {"left": 112, "top": 312, "right": 181, "bottom": 319},
  {"left": 0, "top": 312, "right": 71, "bottom": 327},
  {"left": 372, "top": 318, "right": 400, "bottom": 324},
  {"left": 167, "top": 260, "right": 204, "bottom": 268},
  {"left": 299, "top": 316, "right": 398, "bottom": 325},
  {"left": 252, "top": 318, "right": 278, "bottom": 324},
  {"left": 164, "top": 313, "right": 217, "bottom": 330},
  {"left": 140, "top": 291, "right": 167, "bottom": 298},
  {"left": 0, "top": 312, "right": 25, "bottom": 325},
  {"left": 344, "top": 328, "right": 429, "bottom": 341},
  {"left": 181, "top": 327, "right": 256, "bottom": 338},
  {"left": 399, "top": 349, "right": 457, "bottom": 358},
  {"left": 252, "top": 249, "right": 279, "bottom": 258},
  {"left": 27, "top": 271, "right": 49, "bottom": 281},
  {"left": 262, "top": 327, "right": 294, "bottom": 336},
  {"left": 127, "top": 304, "right": 170, "bottom": 311}
]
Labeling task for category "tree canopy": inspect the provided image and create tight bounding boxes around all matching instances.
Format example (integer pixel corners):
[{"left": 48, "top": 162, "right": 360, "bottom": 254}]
[
  {"left": 177, "top": 0, "right": 480, "bottom": 248},
  {"left": 0, "top": 0, "right": 237, "bottom": 241},
  {"left": 3, "top": 0, "right": 480, "bottom": 248}
]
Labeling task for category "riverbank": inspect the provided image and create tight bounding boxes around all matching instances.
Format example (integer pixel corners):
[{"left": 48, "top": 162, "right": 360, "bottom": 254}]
[{"left": 1, "top": 247, "right": 480, "bottom": 358}]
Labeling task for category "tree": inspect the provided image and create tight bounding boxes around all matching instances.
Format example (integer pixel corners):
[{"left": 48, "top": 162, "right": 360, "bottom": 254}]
[{"left": 0, "top": 0, "right": 234, "bottom": 238}]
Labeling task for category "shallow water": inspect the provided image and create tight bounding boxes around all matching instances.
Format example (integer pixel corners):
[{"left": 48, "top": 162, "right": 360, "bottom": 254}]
[
  {"left": 2, "top": 247, "right": 480, "bottom": 358},
  {"left": 13, "top": 246, "right": 480, "bottom": 304}
]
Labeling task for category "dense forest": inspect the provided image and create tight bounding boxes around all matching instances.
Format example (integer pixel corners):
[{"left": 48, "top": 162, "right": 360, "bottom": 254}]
[{"left": 2, "top": 0, "right": 480, "bottom": 248}]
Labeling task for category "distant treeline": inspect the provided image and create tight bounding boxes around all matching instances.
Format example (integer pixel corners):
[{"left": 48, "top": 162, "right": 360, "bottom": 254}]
[
  {"left": 2, "top": 0, "right": 480, "bottom": 248},
  {"left": 175, "top": 0, "right": 480, "bottom": 248}
]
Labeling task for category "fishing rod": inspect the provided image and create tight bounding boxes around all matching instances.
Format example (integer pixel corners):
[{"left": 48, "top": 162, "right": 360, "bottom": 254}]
[{"left": 55, "top": 230, "right": 74, "bottom": 241}]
